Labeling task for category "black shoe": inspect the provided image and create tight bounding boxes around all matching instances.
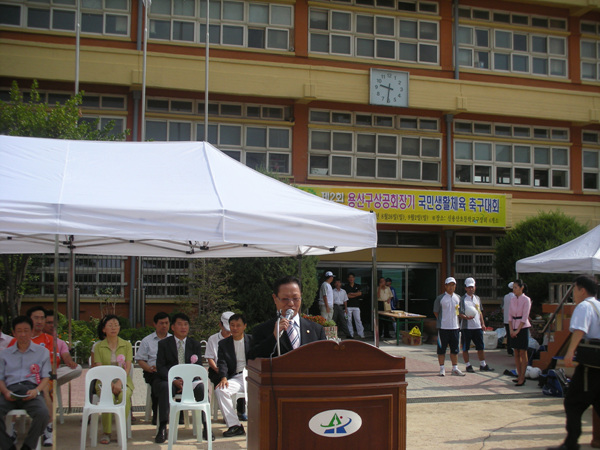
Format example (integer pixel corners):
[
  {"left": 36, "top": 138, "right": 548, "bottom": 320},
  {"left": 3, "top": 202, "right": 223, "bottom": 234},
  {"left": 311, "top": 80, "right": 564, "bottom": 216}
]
[
  {"left": 223, "top": 425, "right": 245, "bottom": 437},
  {"left": 238, "top": 413, "right": 248, "bottom": 421},
  {"left": 466, "top": 365, "right": 475, "bottom": 373},
  {"left": 155, "top": 424, "right": 168, "bottom": 444},
  {"left": 547, "top": 444, "right": 580, "bottom": 450},
  {"left": 479, "top": 364, "right": 494, "bottom": 372}
]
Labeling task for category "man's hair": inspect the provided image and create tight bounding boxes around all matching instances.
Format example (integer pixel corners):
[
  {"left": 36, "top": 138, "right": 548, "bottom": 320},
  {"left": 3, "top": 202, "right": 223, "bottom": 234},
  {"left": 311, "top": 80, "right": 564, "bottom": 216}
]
[
  {"left": 229, "top": 313, "right": 246, "bottom": 324},
  {"left": 273, "top": 275, "right": 301, "bottom": 295},
  {"left": 45, "top": 309, "right": 54, "bottom": 318},
  {"left": 348, "top": 272, "right": 355, "bottom": 278},
  {"left": 153, "top": 311, "right": 170, "bottom": 323},
  {"left": 26, "top": 305, "right": 46, "bottom": 318},
  {"left": 574, "top": 275, "right": 598, "bottom": 297},
  {"left": 12, "top": 315, "right": 33, "bottom": 330},
  {"left": 171, "top": 312, "right": 190, "bottom": 325}
]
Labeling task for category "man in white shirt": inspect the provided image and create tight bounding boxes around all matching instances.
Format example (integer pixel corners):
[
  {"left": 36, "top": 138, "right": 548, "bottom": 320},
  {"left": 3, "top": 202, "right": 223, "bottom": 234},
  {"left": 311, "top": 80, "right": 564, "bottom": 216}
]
[
  {"left": 433, "top": 277, "right": 465, "bottom": 377},
  {"left": 205, "top": 311, "right": 234, "bottom": 386},
  {"left": 548, "top": 275, "right": 600, "bottom": 450},
  {"left": 502, "top": 282, "right": 515, "bottom": 356},
  {"left": 215, "top": 314, "right": 252, "bottom": 438},
  {"left": 459, "top": 278, "right": 493, "bottom": 373},
  {"left": 332, "top": 279, "right": 352, "bottom": 339},
  {"left": 135, "top": 312, "right": 171, "bottom": 425},
  {"left": 319, "top": 271, "right": 335, "bottom": 321}
]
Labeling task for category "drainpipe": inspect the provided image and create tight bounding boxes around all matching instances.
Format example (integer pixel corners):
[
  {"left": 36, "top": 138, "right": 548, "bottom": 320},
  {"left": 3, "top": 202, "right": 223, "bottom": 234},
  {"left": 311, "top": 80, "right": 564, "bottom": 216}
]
[
  {"left": 453, "top": 0, "right": 459, "bottom": 80},
  {"left": 137, "top": 0, "right": 143, "bottom": 51}
]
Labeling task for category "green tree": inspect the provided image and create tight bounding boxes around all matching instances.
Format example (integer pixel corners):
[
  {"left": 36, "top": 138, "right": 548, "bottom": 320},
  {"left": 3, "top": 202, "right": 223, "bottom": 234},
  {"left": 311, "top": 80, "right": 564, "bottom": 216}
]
[
  {"left": 179, "top": 258, "right": 236, "bottom": 341},
  {"left": 0, "top": 80, "right": 129, "bottom": 329},
  {"left": 494, "top": 210, "right": 588, "bottom": 307},
  {"left": 229, "top": 255, "right": 319, "bottom": 329}
]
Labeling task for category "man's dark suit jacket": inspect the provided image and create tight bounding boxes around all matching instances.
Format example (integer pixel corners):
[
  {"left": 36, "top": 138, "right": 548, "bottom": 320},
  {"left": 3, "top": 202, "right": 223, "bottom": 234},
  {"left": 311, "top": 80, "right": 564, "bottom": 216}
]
[
  {"left": 217, "top": 334, "right": 253, "bottom": 380},
  {"left": 156, "top": 335, "right": 204, "bottom": 380},
  {"left": 248, "top": 316, "right": 326, "bottom": 359}
]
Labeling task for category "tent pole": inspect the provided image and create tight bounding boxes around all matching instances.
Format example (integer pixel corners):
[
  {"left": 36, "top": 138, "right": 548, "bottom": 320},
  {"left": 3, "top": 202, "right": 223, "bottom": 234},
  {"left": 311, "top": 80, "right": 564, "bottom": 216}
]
[
  {"left": 52, "top": 235, "right": 59, "bottom": 450},
  {"left": 372, "top": 247, "right": 378, "bottom": 348},
  {"left": 67, "top": 237, "right": 75, "bottom": 413}
]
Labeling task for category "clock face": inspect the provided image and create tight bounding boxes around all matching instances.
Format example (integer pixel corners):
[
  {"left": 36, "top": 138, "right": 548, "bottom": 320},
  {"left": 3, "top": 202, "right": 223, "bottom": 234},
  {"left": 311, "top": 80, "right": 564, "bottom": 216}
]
[{"left": 369, "top": 69, "right": 409, "bottom": 107}]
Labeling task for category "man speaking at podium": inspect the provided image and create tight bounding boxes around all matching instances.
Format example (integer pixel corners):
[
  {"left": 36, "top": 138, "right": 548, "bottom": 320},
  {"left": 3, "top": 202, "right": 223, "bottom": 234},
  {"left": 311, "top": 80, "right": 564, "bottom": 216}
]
[{"left": 248, "top": 276, "right": 326, "bottom": 359}]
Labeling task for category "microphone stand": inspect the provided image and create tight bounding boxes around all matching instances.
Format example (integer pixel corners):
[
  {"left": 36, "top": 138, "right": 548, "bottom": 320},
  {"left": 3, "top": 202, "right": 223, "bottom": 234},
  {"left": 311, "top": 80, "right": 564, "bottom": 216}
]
[{"left": 276, "top": 310, "right": 283, "bottom": 356}]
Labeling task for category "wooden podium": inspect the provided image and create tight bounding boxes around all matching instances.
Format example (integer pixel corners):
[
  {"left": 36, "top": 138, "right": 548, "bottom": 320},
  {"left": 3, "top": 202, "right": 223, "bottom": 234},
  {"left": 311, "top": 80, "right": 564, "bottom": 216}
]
[{"left": 247, "top": 340, "right": 407, "bottom": 449}]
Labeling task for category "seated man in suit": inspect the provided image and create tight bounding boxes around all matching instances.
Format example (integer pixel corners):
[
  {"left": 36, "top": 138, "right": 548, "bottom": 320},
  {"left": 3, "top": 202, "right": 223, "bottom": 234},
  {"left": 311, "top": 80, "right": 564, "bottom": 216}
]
[
  {"left": 248, "top": 275, "right": 327, "bottom": 359},
  {"left": 214, "top": 313, "right": 252, "bottom": 438},
  {"left": 135, "top": 311, "right": 171, "bottom": 425},
  {"left": 154, "top": 313, "right": 212, "bottom": 443}
]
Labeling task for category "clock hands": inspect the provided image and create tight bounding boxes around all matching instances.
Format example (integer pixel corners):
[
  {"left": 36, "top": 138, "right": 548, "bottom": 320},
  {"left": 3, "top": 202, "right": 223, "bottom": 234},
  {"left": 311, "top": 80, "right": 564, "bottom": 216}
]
[{"left": 379, "top": 83, "right": 393, "bottom": 103}]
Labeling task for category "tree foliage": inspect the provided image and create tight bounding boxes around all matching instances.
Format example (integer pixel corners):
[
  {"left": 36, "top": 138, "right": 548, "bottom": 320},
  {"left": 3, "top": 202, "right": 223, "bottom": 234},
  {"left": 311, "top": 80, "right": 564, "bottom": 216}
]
[
  {"left": 228, "top": 255, "right": 319, "bottom": 330},
  {"left": 179, "top": 258, "right": 236, "bottom": 341},
  {"left": 0, "top": 80, "right": 128, "bottom": 140},
  {"left": 494, "top": 210, "right": 588, "bottom": 306},
  {"left": 0, "top": 80, "right": 129, "bottom": 330}
]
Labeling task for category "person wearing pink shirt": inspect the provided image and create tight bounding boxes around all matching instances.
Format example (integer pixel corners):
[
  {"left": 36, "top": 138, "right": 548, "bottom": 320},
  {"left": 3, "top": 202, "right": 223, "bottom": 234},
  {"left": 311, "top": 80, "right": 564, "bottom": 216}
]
[{"left": 509, "top": 279, "right": 531, "bottom": 386}]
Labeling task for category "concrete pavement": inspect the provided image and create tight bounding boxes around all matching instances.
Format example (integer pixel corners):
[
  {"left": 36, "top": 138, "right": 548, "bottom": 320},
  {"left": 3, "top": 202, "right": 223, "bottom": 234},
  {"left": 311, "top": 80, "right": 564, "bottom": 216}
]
[{"left": 38, "top": 339, "right": 596, "bottom": 449}]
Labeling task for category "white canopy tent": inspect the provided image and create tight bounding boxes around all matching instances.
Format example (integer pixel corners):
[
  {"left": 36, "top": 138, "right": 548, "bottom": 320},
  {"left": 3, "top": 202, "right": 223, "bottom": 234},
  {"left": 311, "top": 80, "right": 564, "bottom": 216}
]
[
  {"left": 0, "top": 135, "right": 377, "bottom": 256},
  {"left": 515, "top": 225, "right": 600, "bottom": 275}
]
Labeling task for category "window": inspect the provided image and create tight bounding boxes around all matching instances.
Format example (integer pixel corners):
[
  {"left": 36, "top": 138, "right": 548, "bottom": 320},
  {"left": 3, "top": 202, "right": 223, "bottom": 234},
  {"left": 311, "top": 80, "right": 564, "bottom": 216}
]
[
  {"left": 145, "top": 99, "right": 293, "bottom": 174},
  {"left": 142, "top": 258, "right": 190, "bottom": 297},
  {"left": 454, "top": 121, "right": 570, "bottom": 189},
  {"left": 25, "top": 255, "right": 126, "bottom": 297},
  {"left": 457, "top": 9, "right": 568, "bottom": 78},
  {"left": 581, "top": 37, "right": 600, "bottom": 82},
  {"left": 583, "top": 131, "right": 600, "bottom": 191},
  {"left": 454, "top": 252, "right": 497, "bottom": 300},
  {"left": 148, "top": 0, "right": 293, "bottom": 50},
  {"left": 0, "top": 0, "right": 130, "bottom": 35},
  {"left": 309, "top": 7, "right": 439, "bottom": 64},
  {"left": 378, "top": 231, "right": 440, "bottom": 247},
  {"left": 309, "top": 109, "right": 441, "bottom": 181}
]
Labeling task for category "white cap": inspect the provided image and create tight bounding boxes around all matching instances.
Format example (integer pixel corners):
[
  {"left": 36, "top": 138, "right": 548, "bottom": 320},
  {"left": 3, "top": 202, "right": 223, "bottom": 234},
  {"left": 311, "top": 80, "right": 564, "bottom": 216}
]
[
  {"left": 220, "top": 311, "right": 235, "bottom": 331},
  {"left": 508, "top": 282, "right": 514, "bottom": 289},
  {"left": 325, "top": 271, "right": 335, "bottom": 278},
  {"left": 465, "top": 277, "right": 476, "bottom": 287},
  {"left": 445, "top": 277, "right": 456, "bottom": 285}
]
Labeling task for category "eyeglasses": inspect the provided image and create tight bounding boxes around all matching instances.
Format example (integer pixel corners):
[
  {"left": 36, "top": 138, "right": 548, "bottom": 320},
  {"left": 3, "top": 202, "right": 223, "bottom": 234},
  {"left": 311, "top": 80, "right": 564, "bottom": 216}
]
[{"left": 277, "top": 297, "right": 302, "bottom": 304}]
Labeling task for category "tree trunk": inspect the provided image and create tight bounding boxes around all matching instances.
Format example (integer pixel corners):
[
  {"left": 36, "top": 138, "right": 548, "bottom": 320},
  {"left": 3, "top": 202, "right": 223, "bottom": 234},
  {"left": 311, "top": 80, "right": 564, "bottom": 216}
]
[{"left": 1, "top": 254, "right": 30, "bottom": 329}]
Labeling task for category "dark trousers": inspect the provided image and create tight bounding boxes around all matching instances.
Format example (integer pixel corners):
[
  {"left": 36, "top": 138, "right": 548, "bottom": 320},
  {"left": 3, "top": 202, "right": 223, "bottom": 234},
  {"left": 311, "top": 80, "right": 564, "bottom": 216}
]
[
  {"left": 0, "top": 382, "right": 49, "bottom": 450},
  {"left": 332, "top": 305, "right": 351, "bottom": 338},
  {"left": 153, "top": 378, "right": 205, "bottom": 425},
  {"left": 504, "top": 324, "right": 513, "bottom": 354},
  {"left": 143, "top": 371, "right": 159, "bottom": 420},
  {"left": 563, "top": 364, "right": 600, "bottom": 447}
]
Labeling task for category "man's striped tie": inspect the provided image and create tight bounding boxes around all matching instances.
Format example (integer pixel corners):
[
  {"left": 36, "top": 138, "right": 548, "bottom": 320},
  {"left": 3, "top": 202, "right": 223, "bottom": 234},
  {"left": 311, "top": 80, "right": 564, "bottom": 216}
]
[{"left": 287, "top": 322, "right": 299, "bottom": 349}]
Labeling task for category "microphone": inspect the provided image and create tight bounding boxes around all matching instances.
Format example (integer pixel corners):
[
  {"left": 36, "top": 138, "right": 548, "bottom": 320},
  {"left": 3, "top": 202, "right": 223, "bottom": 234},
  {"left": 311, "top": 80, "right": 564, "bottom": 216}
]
[
  {"left": 283, "top": 309, "right": 294, "bottom": 320},
  {"left": 276, "top": 308, "right": 295, "bottom": 356}
]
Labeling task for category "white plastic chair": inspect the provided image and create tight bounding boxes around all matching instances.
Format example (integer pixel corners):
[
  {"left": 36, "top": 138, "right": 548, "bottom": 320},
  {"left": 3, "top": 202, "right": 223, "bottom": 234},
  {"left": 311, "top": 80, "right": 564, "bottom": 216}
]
[
  {"left": 167, "top": 364, "right": 212, "bottom": 450},
  {"left": 5, "top": 410, "right": 42, "bottom": 450},
  {"left": 80, "top": 366, "right": 128, "bottom": 450},
  {"left": 144, "top": 383, "right": 152, "bottom": 422}
]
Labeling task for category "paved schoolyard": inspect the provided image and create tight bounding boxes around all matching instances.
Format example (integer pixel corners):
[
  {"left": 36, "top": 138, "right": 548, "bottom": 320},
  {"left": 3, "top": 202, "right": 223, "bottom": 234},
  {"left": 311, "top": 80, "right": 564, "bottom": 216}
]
[{"left": 47, "top": 339, "right": 595, "bottom": 449}]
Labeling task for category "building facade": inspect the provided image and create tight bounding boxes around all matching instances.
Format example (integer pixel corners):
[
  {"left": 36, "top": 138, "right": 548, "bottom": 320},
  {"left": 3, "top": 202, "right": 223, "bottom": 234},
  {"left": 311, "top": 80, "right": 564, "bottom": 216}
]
[{"left": 1, "top": 0, "right": 599, "bottom": 326}]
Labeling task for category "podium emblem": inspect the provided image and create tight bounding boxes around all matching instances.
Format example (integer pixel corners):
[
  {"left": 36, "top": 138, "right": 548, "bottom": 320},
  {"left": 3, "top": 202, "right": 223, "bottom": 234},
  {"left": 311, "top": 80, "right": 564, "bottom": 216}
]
[{"left": 308, "top": 409, "right": 362, "bottom": 437}]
